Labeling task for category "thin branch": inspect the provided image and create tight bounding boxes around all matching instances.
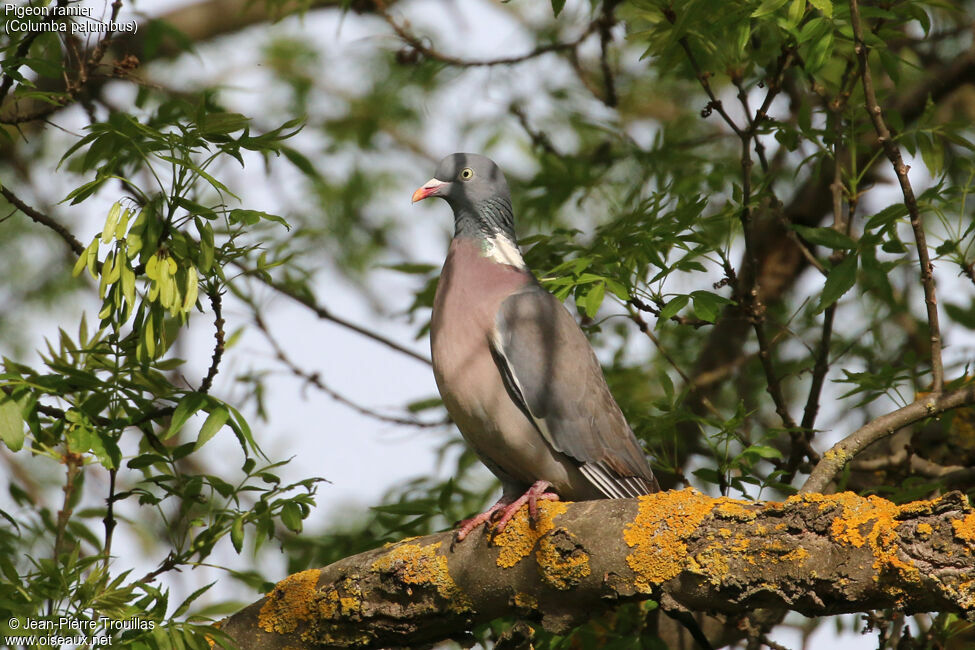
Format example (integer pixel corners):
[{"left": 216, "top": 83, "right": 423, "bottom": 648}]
[
  {"left": 627, "top": 306, "right": 720, "bottom": 419},
  {"left": 850, "top": 0, "right": 944, "bottom": 392},
  {"left": 596, "top": 0, "right": 621, "bottom": 107},
  {"left": 739, "top": 133, "right": 797, "bottom": 432},
  {"left": 801, "top": 384, "right": 975, "bottom": 493},
  {"left": 53, "top": 452, "right": 83, "bottom": 559},
  {"left": 510, "top": 105, "right": 559, "bottom": 156},
  {"left": 800, "top": 123, "right": 848, "bottom": 435},
  {"left": 198, "top": 287, "right": 226, "bottom": 394},
  {"left": 1, "top": 185, "right": 85, "bottom": 256},
  {"left": 254, "top": 312, "right": 444, "bottom": 429},
  {"left": 673, "top": 13, "right": 799, "bottom": 432},
  {"left": 233, "top": 262, "right": 430, "bottom": 366},
  {"left": 677, "top": 38, "right": 744, "bottom": 137},
  {"left": 374, "top": 0, "right": 599, "bottom": 67},
  {"left": 102, "top": 468, "right": 117, "bottom": 569}
]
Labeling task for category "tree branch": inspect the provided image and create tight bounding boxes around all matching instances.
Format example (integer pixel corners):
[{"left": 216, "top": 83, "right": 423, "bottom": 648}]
[
  {"left": 232, "top": 262, "right": 431, "bottom": 366},
  {"left": 373, "top": 0, "right": 599, "bottom": 68},
  {"left": 849, "top": 0, "right": 944, "bottom": 392},
  {"left": 802, "top": 384, "right": 975, "bottom": 493},
  {"left": 220, "top": 490, "right": 975, "bottom": 649},
  {"left": 0, "top": 185, "right": 85, "bottom": 256}
]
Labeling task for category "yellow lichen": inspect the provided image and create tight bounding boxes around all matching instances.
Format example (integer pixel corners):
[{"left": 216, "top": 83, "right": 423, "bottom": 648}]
[
  {"left": 729, "top": 535, "right": 750, "bottom": 553},
  {"left": 535, "top": 531, "right": 591, "bottom": 590},
  {"left": 952, "top": 513, "right": 975, "bottom": 545},
  {"left": 917, "top": 522, "right": 933, "bottom": 537},
  {"left": 623, "top": 488, "right": 715, "bottom": 592},
  {"left": 258, "top": 569, "right": 321, "bottom": 635},
  {"left": 370, "top": 541, "right": 472, "bottom": 612},
  {"left": 513, "top": 592, "right": 538, "bottom": 611},
  {"left": 714, "top": 498, "right": 758, "bottom": 520},
  {"left": 782, "top": 547, "right": 810, "bottom": 564},
  {"left": 954, "top": 579, "right": 975, "bottom": 610},
  {"left": 823, "top": 447, "right": 848, "bottom": 463},
  {"left": 690, "top": 546, "right": 730, "bottom": 584},
  {"left": 494, "top": 500, "right": 568, "bottom": 568},
  {"left": 811, "top": 492, "right": 922, "bottom": 582}
]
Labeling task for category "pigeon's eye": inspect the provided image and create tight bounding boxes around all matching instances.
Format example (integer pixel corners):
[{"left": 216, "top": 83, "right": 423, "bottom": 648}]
[{"left": 459, "top": 168, "right": 474, "bottom": 180}]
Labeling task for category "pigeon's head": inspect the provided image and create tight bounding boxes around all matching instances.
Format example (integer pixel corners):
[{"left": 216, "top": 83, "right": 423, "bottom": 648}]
[{"left": 412, "top": 153, "right": 511, "bottom": 211}]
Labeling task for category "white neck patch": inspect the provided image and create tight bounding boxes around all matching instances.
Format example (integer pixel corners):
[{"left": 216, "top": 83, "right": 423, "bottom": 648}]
[{"left": 483, "top": 234, "right": 526, "bottom": 269}]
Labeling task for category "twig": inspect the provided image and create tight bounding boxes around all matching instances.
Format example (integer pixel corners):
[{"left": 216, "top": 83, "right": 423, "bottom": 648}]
[
  {"left": 676, "top": 36, "right": 744, "bottom": 137},
  {"left": 374, "top": 0, "right": 599, "bottom": 67},
  {"left": 198, "top": 287, "right": 225, "bottom": 394},
  {"left": 234, "top": 263, "right": 430, "bottom": 366},
  {"left": 1, "top": 185, "right": 85, "bottom": 255},
  {"left": 254, "top": 312, "right": 445, "bottom": 429},
  {"left": 739, "top": 130, "right": 797, "bottom": 432},
  {"left": 102, "top": 468, "right": 117, "bottom": 569},
  {"left": 596, "top": 0, "right": 621, "bottom": 107},
  {"left": 672, "top": 9, "right": 799, "bottom": 432},
  {"left": 800, "top": 123, "right": 848, "bottom": 435},
  {"left": 850, "top": 0, "right": 944, "bottom": 392},
  {"left": 627, "top": 306, "right": 721, "bottom": 419},
  {"left": 629, "top": 295, "right": 710, "bottom": 328},
  {"left": 510, "top": 105, "right": 558, "bottom": 156},
  {"left": 53, "top": 452, "right": 83, "bottom": 559},
  {"left": 801, "top": 384, "right": 975, "bottom": 493},
  {"left": 851, "top": 445, "right": 975, "bottom": 486}
]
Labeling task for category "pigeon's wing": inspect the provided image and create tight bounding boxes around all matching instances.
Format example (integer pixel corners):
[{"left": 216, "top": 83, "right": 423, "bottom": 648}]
[{"left": 491, "top": 284, "right": 659, "bottom": 498}]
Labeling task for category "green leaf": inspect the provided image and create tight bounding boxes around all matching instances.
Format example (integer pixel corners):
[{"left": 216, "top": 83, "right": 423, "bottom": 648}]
[
  {"left": 229, "top": 209, "right": 290, "bottom": 229},
  {"left": 281, "top": 146, "right": 321, "bottom": 180},
  {"left": 195, "top": 406, "right": 229, "bottom": 450},
  {"left": 792, "top": 224, "right": 856, "bottom": 250},
  {"left": 808, "top": 0, "right": 833, "bottom": 18},
  {"left": 816, "top": 254, "right": 858, "bottom": 313},
  {"left": 165, "top": 392, "right": 206, "bottom": 440},
  {"left": 230, "top": 516, "right": 245, "bottom": 553},
  {"left": 200, "top": 112, "right": 249, "bottom": 135},
  {"left": 743, "top": 444, "right": 783, "bottom": 460},
  {"left": 551, "top": 0, "right": 566, "bottom": 17},
  {"left": 752, "top": 0, "right": 789, "bottom": 17},
  {"left": 581, "top": 282, "right": 605, "bottom": 318},
  {"left": 691, "top": 291, "right": 731, "bottom": 323},
  {"left": 280, "top": 502, "right": 303, "bottom": 533},
  {"left": 101, "top": 202, "right": 121, "bottom": 244},
  {"left": 945, "top": 302, "right": 975, "bottom": 330},
  {"left": 406, "top": 397, "right": 443, "bottom": 413},
  {"left": 865, "top": 203, "right": 908, "bottom": 230},
  {"left": 658, "top": 294, "right": 689, "bottom": 323},
  {"left": 381, "top": 262, "right": 437, "bottom": 275},
  {"left": 0, "top": 395, "right": 25, "bottom": 452},
  {"left": 127, "top": 454, "right": 168, "bottom": 470}
]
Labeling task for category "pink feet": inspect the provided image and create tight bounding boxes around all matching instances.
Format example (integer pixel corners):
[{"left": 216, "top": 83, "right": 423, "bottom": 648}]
[{"left": 455, "top": 480, "right": 560, "bottom": 542}]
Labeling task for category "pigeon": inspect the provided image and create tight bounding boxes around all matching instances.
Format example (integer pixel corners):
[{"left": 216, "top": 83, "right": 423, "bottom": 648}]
[{"left": 413, "top": 153, "right": 660, "bottom": 541}]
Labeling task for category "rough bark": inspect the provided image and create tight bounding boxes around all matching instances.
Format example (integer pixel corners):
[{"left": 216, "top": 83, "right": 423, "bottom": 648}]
[{"left": 220, "top": 490, "right": 975, "bottom": 649}]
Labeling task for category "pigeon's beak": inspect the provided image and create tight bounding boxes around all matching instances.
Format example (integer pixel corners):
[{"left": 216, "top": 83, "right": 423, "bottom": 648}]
[{"left": 412, "top": 178, "right": 447, "bottom": 203}]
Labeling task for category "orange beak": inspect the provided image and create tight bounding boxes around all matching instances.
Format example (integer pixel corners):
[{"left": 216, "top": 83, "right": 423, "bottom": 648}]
[{"left": 412, "top": 178, "right": 447, "bottom": 203}]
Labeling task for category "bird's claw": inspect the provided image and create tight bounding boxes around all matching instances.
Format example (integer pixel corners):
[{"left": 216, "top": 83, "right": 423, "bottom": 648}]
[{"left": 453, "top": 481, "right": 559, "bottom": 545}]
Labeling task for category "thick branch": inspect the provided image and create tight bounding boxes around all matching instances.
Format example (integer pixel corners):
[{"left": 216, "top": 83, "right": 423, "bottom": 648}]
[{"left": 221, "top": 490, "right": 975, "bottom": 649}]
